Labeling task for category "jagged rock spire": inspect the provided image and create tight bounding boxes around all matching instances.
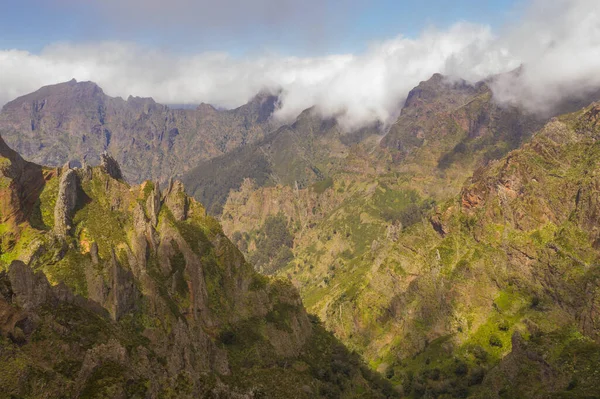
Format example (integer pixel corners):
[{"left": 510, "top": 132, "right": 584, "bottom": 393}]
[
  {"left": 164, "top": 178, "right": 189, "bottom": 221},
  {"left": 53, "top": 165, "right": 79, "bottom": 238},
  {"left": 100, "top": 151, "right": 123, "bottom": 180},
  {"left": 146, "top": 180, "right": 161, "bottom": 226}
]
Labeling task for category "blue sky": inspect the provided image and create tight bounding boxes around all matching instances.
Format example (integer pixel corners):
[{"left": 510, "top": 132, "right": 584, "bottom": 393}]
[{"left": 0, "top": 0, "right": 521, "bottom": 55}]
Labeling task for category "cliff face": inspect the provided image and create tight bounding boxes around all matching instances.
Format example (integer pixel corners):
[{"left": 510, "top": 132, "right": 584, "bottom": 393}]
[
  {"left": 380, "top": 74, "right": 542, "bottom": 165},
  {"left": 0, "top": 135, "right": 47, "bottom": 227},
  {"left": 0, "top": 138, "right": 394, "bottom": 398},
  {"left": 0, "top": 80, "right": 278, "bottom": 184}
]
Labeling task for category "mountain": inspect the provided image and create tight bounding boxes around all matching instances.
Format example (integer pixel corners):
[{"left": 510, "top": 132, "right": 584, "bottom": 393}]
[
  {"left": 5, "top": 73, "right": 600, "bottom": 398},
  {"left": 0, "top": 135, "right": 394, "bottom": 398},
  {"left": 218, "top": 77, "right": 600, "bottom": 397},
  {"left": 0, "top": 80, "right": 278, "bottom": 184},
  {"left": 182, "top": 107, "right": 383, "bottom": 214},
  {"left": 219, "top": 73, "right": 543, "bottom": 277}
]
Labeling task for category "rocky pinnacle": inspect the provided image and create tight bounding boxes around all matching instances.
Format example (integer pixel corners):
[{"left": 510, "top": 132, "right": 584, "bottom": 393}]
[
  {"left": 100, "top": 152, "right": 123, "bottom": 180},
  {"left": 53, "top": 167, "right": 79, "bottom": 238}
]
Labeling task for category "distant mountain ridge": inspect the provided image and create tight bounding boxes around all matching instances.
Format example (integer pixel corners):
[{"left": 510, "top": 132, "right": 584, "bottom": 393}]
[
  {"left": 182, "top": 106, "right": 384, "bottom": 214},
  {"left": 0, "top": 79, "right": 279, "bottom": 184}
]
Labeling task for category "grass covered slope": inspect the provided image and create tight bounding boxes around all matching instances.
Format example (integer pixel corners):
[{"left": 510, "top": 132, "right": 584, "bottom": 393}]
[
  {"left": 222, "top": 102, "right": 600, "bottom": 397},
  {"left": 0, "top": 142, "right": 395, "bottom": 398}
]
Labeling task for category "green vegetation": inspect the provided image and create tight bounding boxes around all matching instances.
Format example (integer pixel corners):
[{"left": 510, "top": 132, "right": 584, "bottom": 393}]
[
  {"left": 0, "top": 160, "right": 397, "bottom": 398},
  {"left": 247, "top": 212, "right": 295, "bottom": 274},
  {"left": 218, "top": 98, "right": 600, "bottom": 397},
  {"left": 312, "top": 177, "right": 334, "bottom": 194}
]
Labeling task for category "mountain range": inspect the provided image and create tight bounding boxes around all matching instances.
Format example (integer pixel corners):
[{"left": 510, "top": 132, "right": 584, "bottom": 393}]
[
  {"left": 0, "top": 79, "right": 278, "bottom": 184},
  {"left": 2, "top": 74, "right": 600, "bottom": 398},
  {"left": 0, "top": 134, "right": 393, "bottom": 397}
]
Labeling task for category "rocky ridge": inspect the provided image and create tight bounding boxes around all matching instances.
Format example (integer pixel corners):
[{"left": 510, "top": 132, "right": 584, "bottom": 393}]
[
  {"left": 0, "top": 80, "right": 279, "bottom": 184},
  {"left": 219, "top": 83, "right": 600, "bottom": 396},
  {"left": 0, "top": 135, "right": 394, "bottom": 398}
]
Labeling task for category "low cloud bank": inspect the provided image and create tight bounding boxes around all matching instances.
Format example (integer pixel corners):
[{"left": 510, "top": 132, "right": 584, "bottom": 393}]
[{"left": 1, "top": 0, "right": 598, "bottom": 128}]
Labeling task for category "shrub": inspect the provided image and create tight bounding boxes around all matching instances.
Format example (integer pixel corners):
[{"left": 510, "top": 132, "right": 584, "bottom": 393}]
[
  {"left": 489, "top": 334, "right": 503, "bottom": 348},
  {"left": 498, "top": 319, "right": 510, "bottom": 332},
  {"left": 468, "top": 367, "right": 485, "bottom": 386},
  {"left": 454, "top": 361, "right": 468, "bottom": 376}
]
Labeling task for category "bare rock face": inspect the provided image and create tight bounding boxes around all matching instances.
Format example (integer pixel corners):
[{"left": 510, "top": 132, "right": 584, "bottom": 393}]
[
  {"left": 0, "top": 135, "right": 46, "bottom": 226},
  {"left": 108, "top": 249, "right": 139, "bottom": 320},
  {"left": 53, "top": 167, "right": 79, "bottom": 238},
  {"left": 7, "top": 260, "right": 53, "bottom": 310},
  {"left": 100, "top": 152, "right": 123, "bottom": 180},
  {"left": 164, "top": 179, "right": 189, "bottom": 221},
  {"left": 0, "top": 280, "right": 21, "bottom": 336},
  {"left": 146, "top": 181, "right": 161, "bottom": 226},
  {"left": 0, "top": 80, "right": 278, "bottom": 185}
]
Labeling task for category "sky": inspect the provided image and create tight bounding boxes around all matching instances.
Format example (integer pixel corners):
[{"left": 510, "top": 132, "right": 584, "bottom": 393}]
[
  {"left": 0, "top": 0, "right": 599, "bottom": 128},
  {"left": 0, "top": 0, "right": 520, "bottom": 54}
]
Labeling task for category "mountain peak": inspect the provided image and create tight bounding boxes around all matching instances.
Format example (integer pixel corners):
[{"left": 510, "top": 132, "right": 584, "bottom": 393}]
[
  {"left": 196, "top": 102, "right": 217, "bottom": 112},
  {"left": 2, "top": 79, "right": 106, "bottom": 113}
]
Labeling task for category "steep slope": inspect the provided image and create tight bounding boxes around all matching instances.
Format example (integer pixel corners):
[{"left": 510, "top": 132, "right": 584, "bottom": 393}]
[
  {"left": 220, "top": 74, "right": 542, "bottom": 279},
  {"left": 298, "top": 104, "right": 600, "bottom": 397},
  {"left": 0, "top": 136, "right": 394, "bottom": 398},
  {"left": 0, "top": 80, "right": 278, "bottom": 184},
  {"left": 0, "top": 130, "right": 47, "bottom": 227},
  {"left": 219, "top": 79, "right": 600, "bottom": 396},
  {"left": 182, "top": 107, "right": 383, "bottom": 214},
  {"left": 379, "top": 73, "right": 543, "bottom": 197}
]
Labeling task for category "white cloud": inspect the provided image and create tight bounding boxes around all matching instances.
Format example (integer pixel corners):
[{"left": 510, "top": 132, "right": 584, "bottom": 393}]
[
  {"left": 489, "top": 0, "right": 600, "bottom": 114},
  {"left": 0, "top": 0, "right": 599, "bottom": 128}
]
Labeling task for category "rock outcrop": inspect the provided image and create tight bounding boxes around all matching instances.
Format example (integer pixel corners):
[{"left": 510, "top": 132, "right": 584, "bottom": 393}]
[
  {"left": 107, "top": 249, "right": 139, "bottom": 320},
  {"left": 100, "top": 151, "right": 123, "bottom": 180},
  {"left": 53, "top": 167, "right": 79, "bottom": 237},
  {"left": 164, "top": 178, "right": 189, "bottom": 221},
  {"left": 0, "top": 135, "right": 46, "bottom": 226},
  {"left": 0, "top": 146, "right": 393, "bottom": 398},
  {"left": 145, "top": 181, "right": 161, "bottom": 226}
]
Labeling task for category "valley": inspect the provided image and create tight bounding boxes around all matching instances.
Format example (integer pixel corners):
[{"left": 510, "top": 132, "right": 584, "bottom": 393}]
[{"left": 2, "top": 73, "right": 600, "bottom": 398}]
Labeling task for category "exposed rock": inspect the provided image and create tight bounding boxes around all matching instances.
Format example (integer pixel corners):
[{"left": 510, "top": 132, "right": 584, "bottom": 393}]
[
  {"left": 146, "top": 181, "right": 161, "bottom": 226},
  {"left": 0, "top": 80, "right": 278, "bottom": 185},
  {"left": 100, "top": 151, "right": 123, "bottom": 180},
  {"left": 164, "top": 179, "right": 188, "bottom": 221},
  {"left": 74, "top": 338, "right": 128, "bottom": 395},
  {"left": 79, "top": 161, "right": 93, "bottom": 181},
  {"left": 7, "top": 260, "right": 107, "bottom": 317},
  {"left": 53, "top": 168, "right": 79, "bottom": 237},
  {"left": 90, "top": 241, "right": 99, "bottom": 265},
  {"left": 0, "top": 271, "right": 26, "bottom": 338},
  {"left": 7, "top": 260, "right": 54, "bottom": 310},
  {"left": 0, "top": 135, "right": 45, "bottom": 225},
  {"left": 386, "top": 221, "right": 402, "bottom": 242},
  {"left": 108, "top": 249, "right": 139, "bottom": 320},
  {"left": 84, "top": 257, "right": 108, "bottom": 309},
  {"left": 61, "top": 161, "right": 72, "bottom": 173}
]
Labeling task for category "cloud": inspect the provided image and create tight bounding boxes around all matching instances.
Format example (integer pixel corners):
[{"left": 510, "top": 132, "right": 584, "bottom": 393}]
[
  {"left": 0, "top": 0, "right": 599, "bottom": 129},
  {"left": 0, "top": 24, "right": 507, "bottom": 128},
  {"left": 488, "top": 0, "right": 600, "bottom": 114}
]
